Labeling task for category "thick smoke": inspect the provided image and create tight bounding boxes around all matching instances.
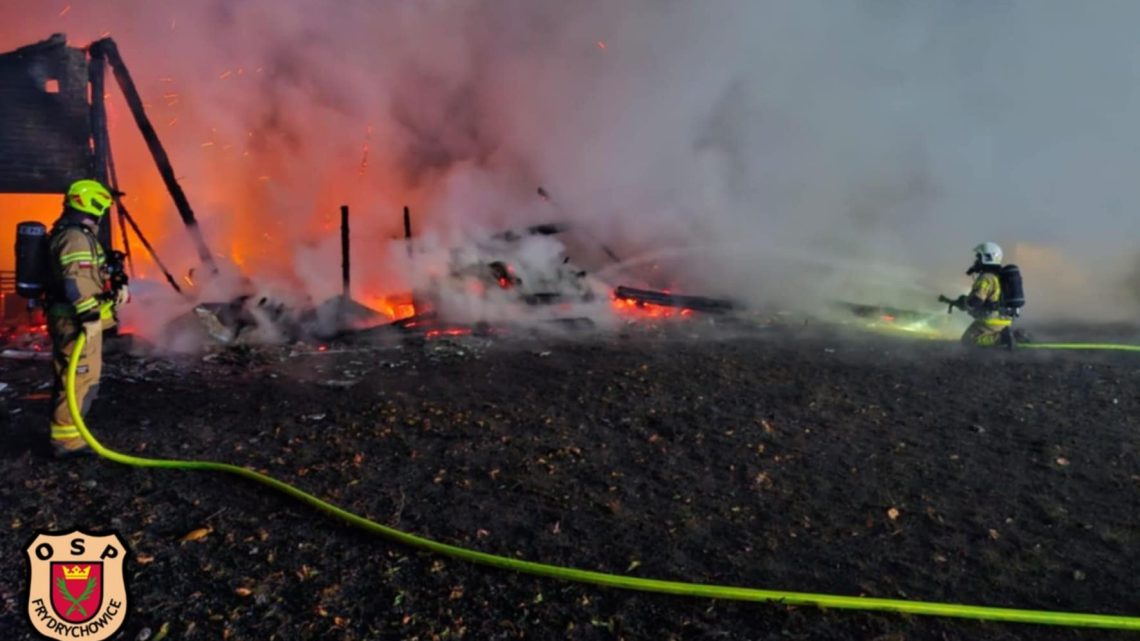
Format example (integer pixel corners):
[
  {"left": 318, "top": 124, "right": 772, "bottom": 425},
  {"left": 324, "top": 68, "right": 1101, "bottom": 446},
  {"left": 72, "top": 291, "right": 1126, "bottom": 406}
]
[{"left": 4, "top": 0, "right": 1140, "bottom": 343}]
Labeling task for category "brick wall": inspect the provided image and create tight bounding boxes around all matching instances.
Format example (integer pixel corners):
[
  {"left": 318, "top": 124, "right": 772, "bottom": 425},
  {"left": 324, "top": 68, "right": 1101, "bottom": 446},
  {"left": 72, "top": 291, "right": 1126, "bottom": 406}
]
[{"left": 0, "top": 34, "right": 92, "bottom": 194}]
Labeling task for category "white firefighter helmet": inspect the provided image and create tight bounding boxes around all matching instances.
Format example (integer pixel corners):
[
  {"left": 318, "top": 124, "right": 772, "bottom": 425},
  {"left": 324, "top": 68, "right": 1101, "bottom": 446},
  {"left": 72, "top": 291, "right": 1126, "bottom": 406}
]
[{"left": 973, "top": 242, "right": 1003, "bottom": 266}]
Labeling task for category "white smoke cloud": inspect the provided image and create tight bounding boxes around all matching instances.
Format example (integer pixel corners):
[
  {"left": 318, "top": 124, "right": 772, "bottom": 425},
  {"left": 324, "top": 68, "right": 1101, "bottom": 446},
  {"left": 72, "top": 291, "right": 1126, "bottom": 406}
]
[{"left": 5, "top": 0, "right": 1140, "bottom": 341}]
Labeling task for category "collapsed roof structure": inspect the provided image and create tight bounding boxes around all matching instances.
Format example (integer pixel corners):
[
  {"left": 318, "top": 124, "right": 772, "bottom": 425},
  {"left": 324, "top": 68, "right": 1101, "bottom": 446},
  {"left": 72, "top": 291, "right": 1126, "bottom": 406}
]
[
  {"left": 0, "top": 33, "right": 214, "bottom": 291},
  {"left": 0, "top": 35, "right": 744, "bottom": 351}
]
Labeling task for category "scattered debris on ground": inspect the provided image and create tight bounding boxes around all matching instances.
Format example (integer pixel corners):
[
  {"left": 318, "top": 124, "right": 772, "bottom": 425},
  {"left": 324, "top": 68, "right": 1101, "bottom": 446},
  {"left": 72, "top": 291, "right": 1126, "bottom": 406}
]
[{"left": 2, "top": 328, "right": 1138, "bottom": 640}]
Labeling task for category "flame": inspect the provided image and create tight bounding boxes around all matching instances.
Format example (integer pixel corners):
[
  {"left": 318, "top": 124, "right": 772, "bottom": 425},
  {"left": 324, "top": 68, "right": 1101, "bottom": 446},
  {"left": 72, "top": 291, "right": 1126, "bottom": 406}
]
[
  {"left": 611, "top": 294, "right": 694, "bottom": 320},
  {"left": 0, "top": 28, "right": 669, "bottom": 328},
  {"left": 0, "top": 25, "right": 446, "bottom": 319},
  {"left": 0, "top": 194, "right": 63, "bottom": 271},
  {"left": 363, "top": 293, "right": 416, "bottom": 321}
]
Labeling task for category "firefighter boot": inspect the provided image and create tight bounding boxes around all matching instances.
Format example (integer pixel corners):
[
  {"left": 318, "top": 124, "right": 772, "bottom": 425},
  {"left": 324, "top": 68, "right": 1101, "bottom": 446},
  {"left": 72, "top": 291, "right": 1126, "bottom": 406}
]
[
  {"left": 51, "top": 431, "right": 94, "bottom": 459},
  {"left": 1000, "top": 327, "right": 1015, "bottom": 351}
]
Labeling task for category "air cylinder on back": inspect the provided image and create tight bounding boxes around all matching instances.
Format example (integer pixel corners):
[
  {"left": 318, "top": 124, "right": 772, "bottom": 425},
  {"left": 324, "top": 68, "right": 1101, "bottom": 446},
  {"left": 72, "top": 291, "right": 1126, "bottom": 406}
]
[
  {"left": 1000, "top": 264, "right": 1025, "bottom": 313},
  {"left": 15, "top": 221, "right": 50, "bottom": 299}
]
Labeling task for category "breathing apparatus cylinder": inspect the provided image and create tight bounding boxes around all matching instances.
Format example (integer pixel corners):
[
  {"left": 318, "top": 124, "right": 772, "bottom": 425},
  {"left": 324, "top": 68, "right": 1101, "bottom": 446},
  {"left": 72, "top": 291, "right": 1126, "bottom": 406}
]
[
  {"left": 1000, "top": 264, "right": 1025, "bottom": 316},
  {"left": 15, "top": 221, "right": 50, "bottom": 299}
]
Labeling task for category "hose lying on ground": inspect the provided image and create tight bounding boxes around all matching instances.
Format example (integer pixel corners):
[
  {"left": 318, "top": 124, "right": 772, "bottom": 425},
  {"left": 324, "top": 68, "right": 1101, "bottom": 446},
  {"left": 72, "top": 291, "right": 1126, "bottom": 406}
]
[
  {"left": 65, "top": 330, "right": 1140, "bottom": 631},
  {"left": 1022, "top": 342, "right": 1140, "bottom": 352}
]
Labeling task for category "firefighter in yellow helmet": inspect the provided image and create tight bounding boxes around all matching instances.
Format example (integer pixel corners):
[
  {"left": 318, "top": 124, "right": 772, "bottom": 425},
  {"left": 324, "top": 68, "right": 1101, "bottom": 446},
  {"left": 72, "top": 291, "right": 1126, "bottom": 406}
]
[
  {"left": 45, "top": 179, "right": 129, "bottom": 458},
  {"left": 943, "top": 242, "right": 1014, "bottom": 348}
]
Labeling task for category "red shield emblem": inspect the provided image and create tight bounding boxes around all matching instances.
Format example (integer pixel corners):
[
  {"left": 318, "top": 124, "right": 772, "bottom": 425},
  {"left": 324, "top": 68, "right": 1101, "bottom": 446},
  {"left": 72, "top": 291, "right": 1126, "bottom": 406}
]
[
  {"left": 26, "top": 531, "right": 128, "bottom": 641},
  {"left": 50, "top": 562, "right": 104, "bottom": 624}
]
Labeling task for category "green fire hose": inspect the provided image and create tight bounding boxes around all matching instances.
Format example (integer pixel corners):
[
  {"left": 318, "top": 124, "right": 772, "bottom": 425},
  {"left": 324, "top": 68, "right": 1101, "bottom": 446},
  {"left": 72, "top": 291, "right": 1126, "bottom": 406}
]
[
  {"left": 1022, "top": 342, "right": 1140, "bottom": 352},
  {"left": 65, "top": 330, "right": 1140, "bottom": 631}
]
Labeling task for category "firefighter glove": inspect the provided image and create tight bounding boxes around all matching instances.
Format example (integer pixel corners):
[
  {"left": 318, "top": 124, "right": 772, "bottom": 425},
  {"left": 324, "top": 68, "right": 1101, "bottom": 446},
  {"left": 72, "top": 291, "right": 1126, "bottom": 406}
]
[{"left": 114, "top": 285, "right": 130, "bottom": 307}]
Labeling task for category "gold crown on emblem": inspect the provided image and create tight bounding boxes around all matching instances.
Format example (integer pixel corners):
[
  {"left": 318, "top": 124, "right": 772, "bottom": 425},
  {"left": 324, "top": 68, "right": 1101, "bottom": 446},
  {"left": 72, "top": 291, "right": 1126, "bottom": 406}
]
[{"left": 62, "top": 565, "right": 91, "bottom": 580}]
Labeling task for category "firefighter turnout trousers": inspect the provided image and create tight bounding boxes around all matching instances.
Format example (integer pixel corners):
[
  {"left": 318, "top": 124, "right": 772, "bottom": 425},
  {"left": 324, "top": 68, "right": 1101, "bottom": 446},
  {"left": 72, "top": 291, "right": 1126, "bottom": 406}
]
[
  {"left": 960, "top": 317, "right": 1012, "bottom": 347},
  {"left": 48, "top": 314, "right": 102, "bottom": 449}
]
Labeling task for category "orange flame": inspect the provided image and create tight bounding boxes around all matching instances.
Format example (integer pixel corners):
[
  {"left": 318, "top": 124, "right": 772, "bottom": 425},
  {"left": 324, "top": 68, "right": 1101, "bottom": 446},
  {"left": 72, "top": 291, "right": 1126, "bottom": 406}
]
[
  {"left": 611, "top": 295, "right": 693, "bottom": 320},
  {"left": 363, "top": 293, "right": 416, "bottom": 321}
]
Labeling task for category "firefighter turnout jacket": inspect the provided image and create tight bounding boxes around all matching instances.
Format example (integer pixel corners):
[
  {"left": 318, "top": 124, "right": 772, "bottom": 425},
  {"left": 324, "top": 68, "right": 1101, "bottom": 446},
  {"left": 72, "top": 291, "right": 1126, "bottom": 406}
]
[
  {"left": 48, "top": 214, "right": 111, "bottom": 323},
  {"left": 966, "top": 272, "right": 1010, "bottom": 324}
]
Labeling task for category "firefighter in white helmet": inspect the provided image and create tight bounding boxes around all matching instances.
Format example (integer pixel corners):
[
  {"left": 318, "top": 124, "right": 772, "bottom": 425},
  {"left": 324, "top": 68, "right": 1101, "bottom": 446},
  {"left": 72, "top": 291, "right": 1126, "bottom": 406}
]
[{"left": 942, "top": 242, "right": 1014, "bottom": 348}]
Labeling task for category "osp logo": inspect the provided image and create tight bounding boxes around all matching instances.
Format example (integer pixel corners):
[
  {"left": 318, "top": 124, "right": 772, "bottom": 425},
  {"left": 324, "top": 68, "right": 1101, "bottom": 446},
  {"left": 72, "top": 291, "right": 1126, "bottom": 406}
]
[{"left": 25, "top": 531, "right": 129, "bottom": 641}]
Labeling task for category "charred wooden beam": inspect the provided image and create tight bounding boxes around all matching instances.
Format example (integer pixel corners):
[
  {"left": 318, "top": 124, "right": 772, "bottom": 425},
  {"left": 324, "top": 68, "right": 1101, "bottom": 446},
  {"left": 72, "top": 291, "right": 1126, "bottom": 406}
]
[
  {"left": 118, "top": 204, "right": 182, "bottom": 294},
  {"left": 404, "top": 205, "right": 421, "bottom": 315},
  {"left": 91, "top": 38, "right": 216, "bottom": 271},
  {"left": 87, "top": 49, "right": 112, "bottom": 251},
  {"left": 104, "top": 121, "right": 135, "bottom": 278},
  {"left": 102, "top": 102, "right": 181, "bottom": 295},
  {"left": 613, "top": 286, "right": 738, "bottom": 314},
  {"left": 341, "top": 205, "right": 350, "bottom": 297}
]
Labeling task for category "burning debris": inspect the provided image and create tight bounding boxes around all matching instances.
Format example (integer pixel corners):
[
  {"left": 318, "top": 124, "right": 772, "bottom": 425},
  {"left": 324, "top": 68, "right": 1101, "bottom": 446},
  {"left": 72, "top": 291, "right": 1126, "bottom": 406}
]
[
  {"left": 0, "top": 34, "right": 763, "bottom": 357},
  {"left": 613, "top": 286, "right": 739, "bottom": 316},
  {"left": 0, "top": 34, "right": 754, "bottom": 356},
  {"left": 161, "top": 208, "right": 748, "bottom": 351}
]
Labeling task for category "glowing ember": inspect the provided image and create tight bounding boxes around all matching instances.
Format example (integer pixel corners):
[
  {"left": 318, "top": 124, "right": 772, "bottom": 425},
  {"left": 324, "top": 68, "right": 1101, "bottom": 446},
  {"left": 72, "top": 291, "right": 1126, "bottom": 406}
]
[
  {"left": 611, "top": 295, "right": 694, "bottom": 320},
  {"left": 426, "top": 328, "right": 472, "bottom": 339},
  {"left": 365, "top": 294, "right": 416, "bottom": 321}
]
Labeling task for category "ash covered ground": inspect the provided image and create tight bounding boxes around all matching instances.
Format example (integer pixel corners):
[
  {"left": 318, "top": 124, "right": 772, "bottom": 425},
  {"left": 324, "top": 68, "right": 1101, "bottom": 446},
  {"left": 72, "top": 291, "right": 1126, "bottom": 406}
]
[{"left": 1, "top": 323, "right": 1138, "bottom": 641}]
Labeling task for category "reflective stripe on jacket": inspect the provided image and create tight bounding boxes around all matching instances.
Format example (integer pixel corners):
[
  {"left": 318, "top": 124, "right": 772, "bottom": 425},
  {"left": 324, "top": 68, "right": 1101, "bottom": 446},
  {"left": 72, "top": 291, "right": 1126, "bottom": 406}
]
[
  {"left": 968, "top": 272, "right": 1011, "bottom": 323},
  {"left": 48, "top": 222, "right": 107, "bottom": 319}
]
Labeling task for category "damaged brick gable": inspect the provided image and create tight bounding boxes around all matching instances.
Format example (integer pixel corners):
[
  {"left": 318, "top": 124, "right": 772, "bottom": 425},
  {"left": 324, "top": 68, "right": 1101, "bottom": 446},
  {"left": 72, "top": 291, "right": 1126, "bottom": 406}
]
[{"left": 0, "top": 34, "right": 92, "bottom": 193}]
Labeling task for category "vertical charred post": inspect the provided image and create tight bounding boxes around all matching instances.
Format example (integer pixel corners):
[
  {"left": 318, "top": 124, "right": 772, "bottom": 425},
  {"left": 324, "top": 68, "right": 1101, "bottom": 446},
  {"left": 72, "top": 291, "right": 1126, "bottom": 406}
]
[
  {"left": 92, "top": 38, "right": 217, "bottom": 272},
  {"left": 87, "top": 48, "right": 112, "bottom": 251},
  {"left": 403, "top": 206, "right": 412, "bottom": 249},
  {"left": 341, "top": 205, "right": 350, "bottom": 298},
  {"left": 403, "top": 206, "right": 418, "bottom": 314}
]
